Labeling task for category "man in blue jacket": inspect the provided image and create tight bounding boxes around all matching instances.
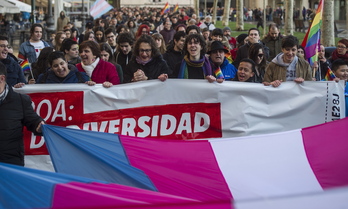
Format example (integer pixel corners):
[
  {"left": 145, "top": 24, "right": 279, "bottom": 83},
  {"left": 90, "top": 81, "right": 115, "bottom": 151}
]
[
  {"left": 208, "top": 41, "right": 237, "bottom": 81},
  {"left": 0, "top": 36, "right": 26, "bottom": 87}
]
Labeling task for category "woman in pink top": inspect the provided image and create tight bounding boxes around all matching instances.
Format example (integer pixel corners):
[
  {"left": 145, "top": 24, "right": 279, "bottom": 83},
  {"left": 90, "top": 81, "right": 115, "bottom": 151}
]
[{"left": 76, "top": 40, "right": 120, "bottom": 87}]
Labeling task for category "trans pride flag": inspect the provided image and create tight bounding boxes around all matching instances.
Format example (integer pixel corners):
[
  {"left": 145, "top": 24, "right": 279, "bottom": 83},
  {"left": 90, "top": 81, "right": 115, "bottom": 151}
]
[
  {"left": 41, "top": 118, "right": 348, "bottom": 202},
  {"left": 90, "top": 0, "right": 113, "bottom": 19},
  {"left": 301, "top": 0, "right": 324, "bottom": 66}
]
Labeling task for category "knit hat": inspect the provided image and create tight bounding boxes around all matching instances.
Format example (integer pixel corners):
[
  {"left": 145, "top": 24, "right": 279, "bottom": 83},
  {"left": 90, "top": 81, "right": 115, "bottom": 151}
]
[{"left": 222, "top": 27, "right": 231, "bottom": 33}]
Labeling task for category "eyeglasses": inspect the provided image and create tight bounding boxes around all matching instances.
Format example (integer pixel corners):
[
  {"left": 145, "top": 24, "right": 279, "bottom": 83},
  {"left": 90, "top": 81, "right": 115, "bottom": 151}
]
[
  {"left": 258, "top": 54, "right": 264, "bottom": 58},
  {"left": 337, "top": 45, "right": 347, "bottom": 49},
  {"left": 140, "top": 49, "right": 152, "bottom": 53},
  {"left": 0, "top": 44, "right": 11, "bottom": 49}
]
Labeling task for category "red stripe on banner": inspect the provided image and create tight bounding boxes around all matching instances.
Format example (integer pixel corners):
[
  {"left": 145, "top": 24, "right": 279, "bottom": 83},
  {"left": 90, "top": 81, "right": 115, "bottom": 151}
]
[
  {"left": 302, "top": 118, "right": 348, "bottom": 189},
  {"left": 120, "top": 135, "right": 233, "bottom": 204},
  {"left": 23, "top": 90, "right": 222, "bottom": 155}
]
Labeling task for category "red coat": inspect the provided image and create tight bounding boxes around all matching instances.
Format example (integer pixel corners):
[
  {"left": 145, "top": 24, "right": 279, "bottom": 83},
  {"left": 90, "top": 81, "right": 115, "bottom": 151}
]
[{"left": 76, "top": 59, "right": 120, "bottom": 85}]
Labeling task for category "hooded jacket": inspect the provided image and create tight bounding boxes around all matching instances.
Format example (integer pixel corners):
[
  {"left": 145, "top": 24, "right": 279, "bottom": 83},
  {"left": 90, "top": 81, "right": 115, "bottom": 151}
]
[{"left": 264, "top": 53, "right": 312, "bottom": 83}]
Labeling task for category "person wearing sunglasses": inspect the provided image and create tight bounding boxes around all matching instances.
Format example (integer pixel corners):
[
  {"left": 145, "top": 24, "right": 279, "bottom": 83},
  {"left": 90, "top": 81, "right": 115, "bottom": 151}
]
[
  {"left": 124, "top": 35, "right": 168, "bottom": 83},
  {"left": 248, "top": 43, "right": 268, "bottom": 83},
  {"left": 330, "top": 38, "right": 348, "bottom": 63},
  {"left": 263, "top": 35, "right": 312, "bottom": 87}
]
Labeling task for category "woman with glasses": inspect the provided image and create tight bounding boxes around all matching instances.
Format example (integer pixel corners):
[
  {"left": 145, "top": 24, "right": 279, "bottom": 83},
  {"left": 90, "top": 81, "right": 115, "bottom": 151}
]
[
  {"left": 330, "top": 38, "right": 348, "bottom": 62},
  {"left": 124, "top": 35, "right": 168, "bottom": 83},
  {"left": 76, "top": 40, "right": 120, "bottom": 87},
  {"left": 135, "top": 24, "right": 150, "bottom": 39},
  {"left": 248, "top": 43, "right": 267, "bottom": 83}
]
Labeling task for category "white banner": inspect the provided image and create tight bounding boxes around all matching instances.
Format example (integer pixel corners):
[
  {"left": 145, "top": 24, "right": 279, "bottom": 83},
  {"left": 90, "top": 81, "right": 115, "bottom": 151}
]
[{"left": 16, "top": 79, "right": 344, "bottom": 170}]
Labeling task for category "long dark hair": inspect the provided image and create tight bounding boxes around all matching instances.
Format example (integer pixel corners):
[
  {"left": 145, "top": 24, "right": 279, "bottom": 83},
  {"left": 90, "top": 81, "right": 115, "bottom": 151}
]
[
  {"left": 248, "top": 43, "right": 267, "bottom": 68},
  {"left": 31, "top": 47, "right": 54, "bottom": 79}
]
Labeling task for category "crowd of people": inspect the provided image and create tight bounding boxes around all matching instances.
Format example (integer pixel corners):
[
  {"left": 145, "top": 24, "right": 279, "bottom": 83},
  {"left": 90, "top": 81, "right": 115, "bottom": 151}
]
[
  {"left": 1, "top": 7, "right": 348, "bottom": 166},
  {"left": 1, "top": 7, "right": 347, "bottom": 87}
]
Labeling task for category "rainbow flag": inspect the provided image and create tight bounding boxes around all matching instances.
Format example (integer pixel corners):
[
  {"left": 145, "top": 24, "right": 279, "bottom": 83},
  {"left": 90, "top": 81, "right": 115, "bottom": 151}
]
[
  {"left": 160, "top": 2, "right": 170, "bottom": 15},
  {"left": 214, "top": 67, "right": 224, "bottom": 79},
  {"left": 301, "top": 0, "right": 324, "bottom": 66},
  {"left": 323, "top": 67, "right": 336, "bottom": 81},
  {"left": 20, "top": 59, "right": 30, "bottom": 71},
  {"left": 173, "top": 3, "right": 179, "bottom": 13}
]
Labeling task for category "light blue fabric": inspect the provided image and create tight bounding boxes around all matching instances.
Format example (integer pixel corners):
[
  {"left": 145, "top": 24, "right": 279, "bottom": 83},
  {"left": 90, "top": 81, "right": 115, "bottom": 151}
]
[
  {"left": 42, "top": 125, "right": 157, "bottom": 191},
  {"left": 0, "top": 162, "right": 103, "bottom": 209}
]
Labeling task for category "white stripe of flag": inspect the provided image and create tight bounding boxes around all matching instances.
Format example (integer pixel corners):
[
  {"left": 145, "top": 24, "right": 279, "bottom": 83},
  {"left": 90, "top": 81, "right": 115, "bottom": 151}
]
[{"left": 90, "top": 0, "right": 113, "bottom": 19}]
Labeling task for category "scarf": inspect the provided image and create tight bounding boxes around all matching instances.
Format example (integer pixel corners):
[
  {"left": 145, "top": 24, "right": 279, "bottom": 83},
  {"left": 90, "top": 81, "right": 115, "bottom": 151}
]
[
  {"left": 178, "top": 55, "right": 212, "bottom": 79},
  {"left": 81, "top": 57, "right": 100, "bottom": 77},
  {"left": 136, "top": 56, "right": 152, "bottom": 65},
  {"left": 331, "top": 50, "right": 348, "bottom": 61},
  {"left": 0, "top": 84, "right": 9, "bottom": 105}
]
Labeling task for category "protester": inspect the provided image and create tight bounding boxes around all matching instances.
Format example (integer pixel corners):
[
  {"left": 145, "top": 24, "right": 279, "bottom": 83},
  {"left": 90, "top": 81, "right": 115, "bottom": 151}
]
[
  {"left": 163, "top": 31, "right": 185, "bottom": 77},
  {"left": 152, "top": 33, "right": 166, "bottom": 54},
  {"left": 233, "top": 28, "right": 269, "bottom": 68},
  {"left": 114, "top": 32, "right": 134, "bottom": 75},
  {"left": 314, "top": 44, "right": 331, "bottom": 81},
  {"left": 53, "top": 31, "right": 66, "bottom": 51},
  {"left": 76, "top": 40, "right": 120, "bottom": 87},
  {"left": 262, "top": 23, "right": 283, "bottom": 61},
  {"left": 79, "top": 22, "right": 94, "bottom": 44},
  {"left": 330, "top": 38, "right": 348, "bottom": 62},
  {"left": 104, "top": 27, "right": 117, "bottom": 54},
  {"left": 70, "top": 27, "right": 79, "bottom": 42},
  {"left": 29, "top": 47, "right": 55, "bottom": 83},
  {"left": 124, "top": 35, "right": 168, "bottom": 83},
  {"left": 126, "top": 20, "right": 137, "bottom": 38},
  {"left": 99, "top": 43, "right": 123, "bottom": 83},
  {"left": 232, "top": 58, "right": 256, "bottom": 82},
  {"left": 57, "top": 11, "right": 70, "bottom": 31},
  {"left": 248, "top": 43, "right": 267, "bottom": 83},
  {"left": 160, "top": 21, "right": 175, "bottom": 45},
  {"left": 0, "top": 62, "right": 44, "bottom": 166},
  {"left": 297, "top": 45, "right": 306, "bottom": 59},
  {"left": 60, "top": 39, "right": 81, "bottom": 66},
  {"left": 173, "top": 34, "right": 215, "bottom": 82},
  {"left": 223, "top": 26, "right": 237, "bottom": 49},
  {"left": 331, "top": 59, "right": 348, "bottom": 82},
  {"left": 18, "top": 24, "right": 51, "bottom": 63},
  {"left": 0, "top": 36, "right": 26, "bottom": 87},
  {"left": 208, "top": 41, "right": 237, "bottom": 81},
  {"left": 186, "top": 25, "right": 200, "bottom": 35},
  {"left": 135, "top": 24, "right": 151, "bottom": 39},
  {"left": 263, "top": 35, "right": 312, "bottom": 87},
  {"left": 94, "top": 27, "right": 106, "bottom": 44},
  {"left": 84, "top": 31, "right": 96, "bottom": 42},
  {"left": 199, "top": 16, "right": 216, "bottom": 30},
  {"left": 202, "top": 28, "right": 211, "bottom": 42},
  {"left": 63, "top": 28, "right": 71, "bottom": 39},
  {"left": 37, "top": 51, "right": 90, "bottom": 84}
]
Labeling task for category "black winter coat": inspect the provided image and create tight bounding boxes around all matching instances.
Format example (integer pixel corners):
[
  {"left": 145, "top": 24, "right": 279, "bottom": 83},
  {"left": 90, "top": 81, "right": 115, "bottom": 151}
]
[
  {"left": 0, "top": 87, "right": 43, "bottom": 166},
  {"left": 124, "top": 55, "right": 169, "bottom": 83}
]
